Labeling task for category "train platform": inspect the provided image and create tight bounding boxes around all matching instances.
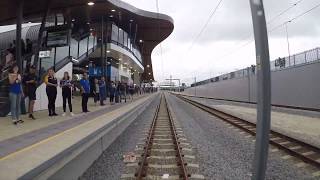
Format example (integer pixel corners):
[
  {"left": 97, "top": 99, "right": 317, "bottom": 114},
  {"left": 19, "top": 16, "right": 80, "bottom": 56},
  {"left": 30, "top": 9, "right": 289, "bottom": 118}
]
[
  {"left": 180, "top": 94, "right": 320, "bottom": 149},
  {"left": 0, "top": 93, "right": 156, "bottom": 180}
]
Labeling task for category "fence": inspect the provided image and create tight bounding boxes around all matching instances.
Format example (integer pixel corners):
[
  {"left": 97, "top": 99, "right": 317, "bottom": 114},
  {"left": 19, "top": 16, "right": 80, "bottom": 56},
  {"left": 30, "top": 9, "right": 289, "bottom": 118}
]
[{"left": 192, "top": 47, "right": 320, "bottom": 87}]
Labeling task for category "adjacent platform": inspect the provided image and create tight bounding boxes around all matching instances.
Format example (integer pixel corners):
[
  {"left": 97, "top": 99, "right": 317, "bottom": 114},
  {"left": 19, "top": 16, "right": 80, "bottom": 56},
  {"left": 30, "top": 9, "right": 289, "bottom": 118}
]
[
  {"left": 180, "top": 94, "right": 320, "bottom": 149},
  {"left": 0, "top": 94, "right": 156, "bottom": 180}
]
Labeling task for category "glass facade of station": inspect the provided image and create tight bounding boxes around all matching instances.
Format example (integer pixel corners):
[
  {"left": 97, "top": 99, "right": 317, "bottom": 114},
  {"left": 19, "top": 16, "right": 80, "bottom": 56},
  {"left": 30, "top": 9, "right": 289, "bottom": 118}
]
[{"left": 108, "top": 23, "right": 142, "bottom": 64}]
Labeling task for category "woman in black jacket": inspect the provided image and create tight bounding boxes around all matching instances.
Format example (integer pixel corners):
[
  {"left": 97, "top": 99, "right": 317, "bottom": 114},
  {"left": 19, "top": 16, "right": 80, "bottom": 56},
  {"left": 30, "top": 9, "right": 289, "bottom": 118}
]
[{"left": 45, "top": 68, "right": 58, "bottom": 116}]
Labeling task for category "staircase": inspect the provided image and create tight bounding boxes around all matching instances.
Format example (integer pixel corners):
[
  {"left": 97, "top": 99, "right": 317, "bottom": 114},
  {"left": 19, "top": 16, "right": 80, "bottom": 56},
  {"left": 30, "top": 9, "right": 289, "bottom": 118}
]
[{"left": 0, "top": 73, "right": 10, "bottom": 117}]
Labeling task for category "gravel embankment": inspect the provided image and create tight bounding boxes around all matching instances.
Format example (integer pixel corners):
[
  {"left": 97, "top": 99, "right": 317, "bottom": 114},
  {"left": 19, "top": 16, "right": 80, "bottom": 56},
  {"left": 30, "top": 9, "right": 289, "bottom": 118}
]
[
  {"left": 80, "top": 95, "right": 161, "bottom": 180},
  {"left": 167, "top": 93, "right": 315, "bottom": 180}
]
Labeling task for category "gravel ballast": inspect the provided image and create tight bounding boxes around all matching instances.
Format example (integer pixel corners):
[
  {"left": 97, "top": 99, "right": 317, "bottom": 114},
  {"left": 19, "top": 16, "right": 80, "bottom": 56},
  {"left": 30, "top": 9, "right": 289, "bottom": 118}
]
[
  {"left": 80, "top": 95, "right": 161, "bottom": 180},
  {"left": 166, "top": 93, "right": 316, "bottom": 180}
]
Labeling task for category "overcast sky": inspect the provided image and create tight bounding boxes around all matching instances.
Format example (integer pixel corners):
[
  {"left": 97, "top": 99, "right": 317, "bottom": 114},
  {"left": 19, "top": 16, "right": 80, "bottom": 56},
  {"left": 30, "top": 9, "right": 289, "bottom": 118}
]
[{"left": 122, "top": 0, "right": 320, "bottom": 85}]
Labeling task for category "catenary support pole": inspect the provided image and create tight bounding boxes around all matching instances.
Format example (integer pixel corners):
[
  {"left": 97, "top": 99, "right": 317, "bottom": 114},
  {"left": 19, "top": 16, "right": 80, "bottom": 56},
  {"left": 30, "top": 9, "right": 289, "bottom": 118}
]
[{"left": 249, "top": 0, "right": 272, "bottom": 180}]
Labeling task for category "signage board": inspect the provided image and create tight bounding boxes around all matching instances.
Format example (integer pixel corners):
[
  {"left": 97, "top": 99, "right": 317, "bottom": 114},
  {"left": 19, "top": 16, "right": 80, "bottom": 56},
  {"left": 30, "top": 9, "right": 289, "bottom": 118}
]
[
  {"left": 39, "top": 50, "right": 51, "bottom": 58},
  {"left": 46, "top": 25, "right": 71, "bottom": 47}
]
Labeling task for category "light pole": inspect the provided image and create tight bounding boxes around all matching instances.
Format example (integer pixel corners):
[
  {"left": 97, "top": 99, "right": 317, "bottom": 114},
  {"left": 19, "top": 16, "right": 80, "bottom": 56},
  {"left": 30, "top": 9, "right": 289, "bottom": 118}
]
[
  {"left": 249, "top": 0, "right": 271, "bottom": 180},
  {"left": 285, "top": 21, "right": 291, "bottom": 66}
]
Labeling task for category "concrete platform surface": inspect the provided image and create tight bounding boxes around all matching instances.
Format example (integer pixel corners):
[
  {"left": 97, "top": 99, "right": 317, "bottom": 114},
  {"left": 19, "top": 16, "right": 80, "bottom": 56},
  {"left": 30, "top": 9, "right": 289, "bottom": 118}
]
[
  {"left": 0, "top": 94, "right": 155, "bottom": 180},
  {"left": 186, "top": 95, "right": 320, "bottom": 149},
  {"left": 0, "top": 95, "right": 144, "bottom": 142}
]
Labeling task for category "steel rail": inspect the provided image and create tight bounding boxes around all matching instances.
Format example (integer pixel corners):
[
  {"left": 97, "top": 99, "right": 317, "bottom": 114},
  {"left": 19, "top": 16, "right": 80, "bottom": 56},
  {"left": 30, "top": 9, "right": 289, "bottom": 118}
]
[
  {"left": 164, "top": 94, "right": 189, "bottom": 179},
  {"left": 135, "top": 97, "right": 161, "bottom": 179},
  {"left": 176, "top": 93, "right": 320, "bottom": 112},
  {"left": 176, "top": 94, "right": 320, "bottom": 169}
]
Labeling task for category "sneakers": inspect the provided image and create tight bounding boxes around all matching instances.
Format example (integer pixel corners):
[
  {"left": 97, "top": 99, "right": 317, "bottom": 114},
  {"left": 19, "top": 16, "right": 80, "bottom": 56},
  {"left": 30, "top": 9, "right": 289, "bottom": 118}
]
[
  {"left": 29, "top": 114, "right": 36, "bottom": 120},
  {"left": 62, "top": 113, "right": 66, "bottom": 117},
  {"left": 70, "top": 112, "right": 75, "bottom": 116}
]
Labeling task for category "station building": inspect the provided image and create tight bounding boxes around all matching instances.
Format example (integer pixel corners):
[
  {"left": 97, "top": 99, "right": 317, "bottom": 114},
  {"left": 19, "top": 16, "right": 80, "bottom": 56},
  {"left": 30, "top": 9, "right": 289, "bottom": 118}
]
[{"left": 0, "top": 0, "right": 174, "bottom": 114}]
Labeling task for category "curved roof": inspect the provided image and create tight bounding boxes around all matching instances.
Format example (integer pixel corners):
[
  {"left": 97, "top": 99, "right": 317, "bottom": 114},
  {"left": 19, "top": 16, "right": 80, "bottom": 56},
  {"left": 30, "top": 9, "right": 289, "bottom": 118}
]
[{"left": 0, "top": 0, "right": 174, "bottom": 81}]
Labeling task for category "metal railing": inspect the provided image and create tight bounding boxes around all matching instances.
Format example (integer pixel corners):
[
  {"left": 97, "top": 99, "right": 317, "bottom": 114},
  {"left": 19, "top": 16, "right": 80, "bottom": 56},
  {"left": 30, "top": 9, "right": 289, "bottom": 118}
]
[
  {"left": 192, "top": 47, "right": 320, "bottom": 87},
  {"left": 110, "top": 40, "right": 143, "bottom": 64}
]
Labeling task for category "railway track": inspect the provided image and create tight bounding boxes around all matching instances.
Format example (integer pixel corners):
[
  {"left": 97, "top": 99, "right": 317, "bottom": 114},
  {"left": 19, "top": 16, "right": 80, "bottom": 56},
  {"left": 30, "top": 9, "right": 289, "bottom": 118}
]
[
  {"left": 175, "top": 94, "right": 320, "bottom": 169},
  {"left": 121, "top": 94, "right": 204, "bottom": 180}
]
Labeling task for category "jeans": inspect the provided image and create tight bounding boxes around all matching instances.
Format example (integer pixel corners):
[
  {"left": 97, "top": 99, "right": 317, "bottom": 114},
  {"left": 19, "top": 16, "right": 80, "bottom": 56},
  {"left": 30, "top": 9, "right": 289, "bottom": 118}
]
[
  {"left": 9, "top": 93, "right": 21, "bottom": 121},
  {"left": 82, "top": 93, "right": 89, "bottom": 112}
]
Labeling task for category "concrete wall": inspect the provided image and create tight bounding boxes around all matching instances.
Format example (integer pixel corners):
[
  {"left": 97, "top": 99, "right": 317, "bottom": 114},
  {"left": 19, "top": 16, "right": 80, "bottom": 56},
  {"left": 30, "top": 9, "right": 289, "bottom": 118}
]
[{"left": 184, "top": 61, "right": 320, "bottom": 109}]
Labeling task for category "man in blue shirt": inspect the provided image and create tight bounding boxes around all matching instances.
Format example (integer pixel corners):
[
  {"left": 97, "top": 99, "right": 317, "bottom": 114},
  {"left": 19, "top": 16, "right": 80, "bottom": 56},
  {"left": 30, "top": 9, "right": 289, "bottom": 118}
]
[{"left": 80, "top": 72, "right": 90, "bottom": 113}]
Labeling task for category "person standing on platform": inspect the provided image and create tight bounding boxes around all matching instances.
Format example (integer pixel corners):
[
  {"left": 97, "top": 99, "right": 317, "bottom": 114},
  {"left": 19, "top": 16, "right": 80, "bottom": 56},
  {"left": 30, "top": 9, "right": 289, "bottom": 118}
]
[
  {"left": 128, "top": 84, "right": 135, "bottom": 101},
  {"left": 99, "top": 77, "right": 106, "bottom": 105},
  {"left": 115, "top": 81, "right": 121, "bottom": 103},
  {"left": 60, "top": 72, "right": 74, "bottom": 116},
  {"left": 93, "top": 78, "right": 100, "bottom": 106},
  {"left": 23, "top": 65, "right": 37, "bottom": 120},
  {"left": 120, "top": 82, "right": 127, "bottom": 103},
  {"left": 45, "top": 68, "right": 58, "bottom": 116},
  {"left": 8, "top": 64, "right": 24, "bottom": 125},
  {"left": 80, "top": 72, "right": 90, "bottom": 113},
  {"left": 109, "top": 81, "right": 116, "bottom": 105}
]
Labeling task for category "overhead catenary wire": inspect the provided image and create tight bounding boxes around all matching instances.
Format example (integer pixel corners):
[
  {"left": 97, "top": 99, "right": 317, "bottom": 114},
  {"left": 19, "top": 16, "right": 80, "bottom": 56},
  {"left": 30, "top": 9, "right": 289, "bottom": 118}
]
[
  {"left": 185, "top": 0, "right": 224, "bottom": 54},
  {"left": 214, "top": 0, "right": 319, "bottom": 64},
  {"left": 189, "top": 0, "right": 320, "bottom": 85},
  {"left": 269, "top": 1, "right": 320, "bottom": 33},
  {"left": 180, "top": 0, "right": 224, "bottom": 83},
  {"left": 185, "top": 0, "right": 301, "bottom": 83},
  {"left": 231, "top": 0, "right": 304, "bottom": 49}
]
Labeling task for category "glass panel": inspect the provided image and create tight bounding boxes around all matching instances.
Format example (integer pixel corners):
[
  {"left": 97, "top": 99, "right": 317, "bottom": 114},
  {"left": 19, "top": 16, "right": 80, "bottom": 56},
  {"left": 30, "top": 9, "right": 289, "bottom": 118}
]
[
  {"left": 39, "top": 48, "right": 55, "bottom": 78},
  {"left": 55, "top": 45, "right": 69, "bottom": 63},
  {"left": 88, "top": 36, "right": 94, "bottom": 50},
  {"left": 111, "top": 24, "right": 118, "bottom": 42},
  {"left": 128, "top": 38, "right": 131, "bottom": 50},
  {"left": 124, "top": 32, "right": 128, "bottom": 48},
  {"left": 70, "top": 38, "right": 78, "bottom": 58},
  {"left": 79, "top": 38, "right": 88, "bottom": 57},
  {"left": 119, "top": 29, "right": 124, "bottom": 45}
]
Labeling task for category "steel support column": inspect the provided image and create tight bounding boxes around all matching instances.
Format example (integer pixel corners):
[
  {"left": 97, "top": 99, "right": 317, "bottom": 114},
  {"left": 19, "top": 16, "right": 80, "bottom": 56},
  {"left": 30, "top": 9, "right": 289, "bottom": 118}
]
[
  {"left": 34, "top": 0, "right": 51, "bottom": 67},
  {"left": 16, "top": 0, "right": 24, "bottom": 72},
  {"left": 249, "top": 0, "right": 271, "bottom": 180},
  {"left": 101, "top": 16, "right": 105, "bottom": 77},
  {"left": 53, "top": 14, "right": 58, "bottom": 71}
]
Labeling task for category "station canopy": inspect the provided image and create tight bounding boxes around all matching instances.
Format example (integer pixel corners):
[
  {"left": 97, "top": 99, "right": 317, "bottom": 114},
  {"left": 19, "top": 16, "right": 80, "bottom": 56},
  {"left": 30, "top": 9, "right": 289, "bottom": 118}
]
[{"left": 0, "top": 0, "right": 174, "bottom": 81}]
